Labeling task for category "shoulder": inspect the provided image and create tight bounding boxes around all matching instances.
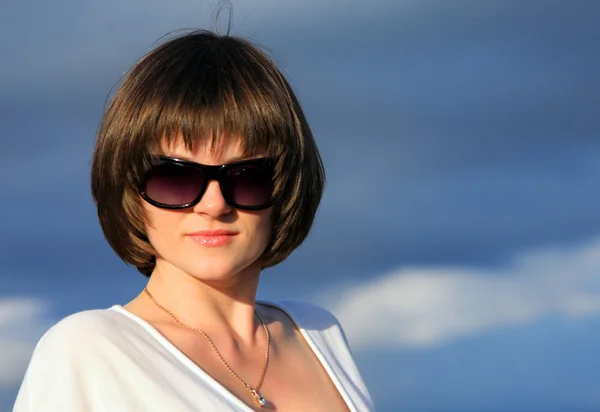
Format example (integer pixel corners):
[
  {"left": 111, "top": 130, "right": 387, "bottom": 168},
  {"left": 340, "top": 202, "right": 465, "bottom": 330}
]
[
  {"left": 29, "top": 307, "right": 129, "bottom": 365},
  {"left": 259, "top": 299, "right": 349, "bottom": 342},
  {"left": 264, "top": 299, "right": 340, "bottom": 325},
  {"left": 39, "top": 307, "right": 124, "bottom": 344},
  {"left": 14, "top": 308, "right": 131, "bottom": 411}
]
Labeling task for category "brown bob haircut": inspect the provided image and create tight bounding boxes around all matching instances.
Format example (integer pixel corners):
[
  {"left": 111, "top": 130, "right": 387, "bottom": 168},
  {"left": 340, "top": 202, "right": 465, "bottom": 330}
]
[{"left": 91, "top": 30, "right": 325, "bottom": 277}]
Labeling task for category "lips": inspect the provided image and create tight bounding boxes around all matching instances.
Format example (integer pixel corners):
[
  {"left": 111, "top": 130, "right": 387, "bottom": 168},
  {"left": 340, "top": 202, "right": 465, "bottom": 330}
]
[
  {"left": 186, "top": 230, "right": 238, "bottom": 247},
  {"left": 188, "top": 230, "right": 238, "bottom": 236}
]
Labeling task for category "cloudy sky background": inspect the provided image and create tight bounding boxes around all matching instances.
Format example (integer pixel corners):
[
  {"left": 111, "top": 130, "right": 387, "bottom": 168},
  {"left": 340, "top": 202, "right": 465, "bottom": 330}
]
[{"left": 1, "top": 0, "right": 600, "bottom": 410}]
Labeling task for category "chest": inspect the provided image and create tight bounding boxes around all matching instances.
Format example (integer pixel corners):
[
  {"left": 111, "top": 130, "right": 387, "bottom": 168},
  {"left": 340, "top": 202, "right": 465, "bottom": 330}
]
[
  {"left": 257, "top": 340, "right": 351, "bottom": 412},
  {"left": 171, "top": 329, "right": 351, "bottom": 412}
]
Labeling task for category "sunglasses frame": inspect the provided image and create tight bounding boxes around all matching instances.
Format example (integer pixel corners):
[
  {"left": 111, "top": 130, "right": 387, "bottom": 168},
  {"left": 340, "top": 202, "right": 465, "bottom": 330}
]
[{"left": 137, "top": 155, "right": 277, "bottom": 211}]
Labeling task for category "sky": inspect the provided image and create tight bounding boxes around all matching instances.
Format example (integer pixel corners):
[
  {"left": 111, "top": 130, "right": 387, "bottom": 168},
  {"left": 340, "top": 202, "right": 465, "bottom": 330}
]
[{"left": 1, "top": 0, "right": 600, "bottom": 410}]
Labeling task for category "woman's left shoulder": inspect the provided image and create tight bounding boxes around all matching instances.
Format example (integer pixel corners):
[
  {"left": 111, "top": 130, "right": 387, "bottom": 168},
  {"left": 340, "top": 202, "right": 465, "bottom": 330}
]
[{"left": 259, "top": 299, "right": 346, "bottom": 338}]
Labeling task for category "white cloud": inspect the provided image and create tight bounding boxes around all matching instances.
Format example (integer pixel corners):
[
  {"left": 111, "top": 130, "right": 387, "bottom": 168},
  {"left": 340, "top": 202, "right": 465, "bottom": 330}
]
[
  {"left": 0, "top": 298, "right": 52, "bottom": 388},
  {"left": 326, "top": 239, "right": 600, "bottom": 349}
]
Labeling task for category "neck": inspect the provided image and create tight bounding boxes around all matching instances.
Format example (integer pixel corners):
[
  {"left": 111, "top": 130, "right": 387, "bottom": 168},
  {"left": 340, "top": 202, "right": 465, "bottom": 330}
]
[{"left": 142, "top": 260, "right": 263, "bottom": 345}]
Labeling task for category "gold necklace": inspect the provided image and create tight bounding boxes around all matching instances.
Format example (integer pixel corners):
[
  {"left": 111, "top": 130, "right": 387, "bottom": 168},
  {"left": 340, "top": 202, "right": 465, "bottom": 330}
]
[{"left": 143, "top": 287, "right": 270, "bottom": 407}]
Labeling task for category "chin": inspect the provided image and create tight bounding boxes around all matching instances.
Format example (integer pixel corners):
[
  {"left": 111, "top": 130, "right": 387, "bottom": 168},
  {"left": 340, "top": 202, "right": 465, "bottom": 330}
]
[{"left": 181, "top": 258, "right": 261, "bottom": 281}]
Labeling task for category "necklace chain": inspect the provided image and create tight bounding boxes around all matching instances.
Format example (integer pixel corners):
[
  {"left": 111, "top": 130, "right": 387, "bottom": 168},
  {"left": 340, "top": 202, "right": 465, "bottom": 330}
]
[{"left": 143, "top": 287, "right": 270, "bottom": 407}]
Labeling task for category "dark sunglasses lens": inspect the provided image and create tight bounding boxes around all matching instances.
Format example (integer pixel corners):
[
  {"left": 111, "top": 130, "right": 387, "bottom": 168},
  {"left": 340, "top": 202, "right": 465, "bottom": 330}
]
[
  {"left": 144, "top": 163, "right": 205, "bottom": 206},
  {"left": 226, "top": 163, "right": 274, "bottom": 207}
]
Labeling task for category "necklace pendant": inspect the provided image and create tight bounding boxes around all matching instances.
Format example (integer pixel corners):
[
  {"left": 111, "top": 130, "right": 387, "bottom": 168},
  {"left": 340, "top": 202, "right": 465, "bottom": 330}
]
[{"left": 251, "top": 389, "right": 267, "bottom": 407}]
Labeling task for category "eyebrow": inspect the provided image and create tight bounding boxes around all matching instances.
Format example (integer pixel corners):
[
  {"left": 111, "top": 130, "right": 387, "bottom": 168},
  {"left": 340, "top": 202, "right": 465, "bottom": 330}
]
[{"left": 161, "top": 154, "right": 265, "bottom": 164}]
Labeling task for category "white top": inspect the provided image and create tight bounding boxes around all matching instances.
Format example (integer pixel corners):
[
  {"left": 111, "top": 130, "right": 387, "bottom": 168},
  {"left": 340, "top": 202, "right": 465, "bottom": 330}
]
[{"left": 14, "top": 300, "right": 374, "bottom": 411}]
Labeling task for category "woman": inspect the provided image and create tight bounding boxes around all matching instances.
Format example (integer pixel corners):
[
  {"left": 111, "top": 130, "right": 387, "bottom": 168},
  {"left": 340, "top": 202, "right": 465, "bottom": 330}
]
[{"left": 14, "top": 30, "right": 374, "bottom": 411}]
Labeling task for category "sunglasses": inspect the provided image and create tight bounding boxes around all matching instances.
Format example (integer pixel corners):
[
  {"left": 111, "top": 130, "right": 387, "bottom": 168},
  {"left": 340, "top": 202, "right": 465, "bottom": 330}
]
[{"left": 137, "top": 156, "right": 276, "bottom": 210}]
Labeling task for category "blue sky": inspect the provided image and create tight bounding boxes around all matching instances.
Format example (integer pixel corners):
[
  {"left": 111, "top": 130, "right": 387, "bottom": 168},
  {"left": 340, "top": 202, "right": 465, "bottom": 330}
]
[{"left": 1, "top": 0, "right": 600, "bottom": 410}]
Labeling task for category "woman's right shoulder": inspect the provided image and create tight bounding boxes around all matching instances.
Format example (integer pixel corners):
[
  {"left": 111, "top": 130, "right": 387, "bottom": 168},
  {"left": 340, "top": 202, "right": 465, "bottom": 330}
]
[
  {"left": 33, "top": 307, "right": 127, "bottom": 356},
  {"left": 14, "top": 307, "right": 135, "bottom": 411}
]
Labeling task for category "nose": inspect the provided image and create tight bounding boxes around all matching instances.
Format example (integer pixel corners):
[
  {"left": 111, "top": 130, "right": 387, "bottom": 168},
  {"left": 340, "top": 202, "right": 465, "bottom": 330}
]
[{"left": 192, "top": 179, "right": 233, "bottom": 216}]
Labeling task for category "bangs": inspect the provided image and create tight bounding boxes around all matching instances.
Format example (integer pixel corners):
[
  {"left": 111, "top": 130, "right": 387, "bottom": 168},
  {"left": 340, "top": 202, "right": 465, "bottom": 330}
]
[{"left": 125, "top": 33, "right": 293, "bottom": 171}]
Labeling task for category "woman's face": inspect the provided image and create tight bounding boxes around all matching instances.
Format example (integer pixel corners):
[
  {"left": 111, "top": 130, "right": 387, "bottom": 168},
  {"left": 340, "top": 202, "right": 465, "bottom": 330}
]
[{"left": 143, "top": 137, "right": 273, "bottom": 283}]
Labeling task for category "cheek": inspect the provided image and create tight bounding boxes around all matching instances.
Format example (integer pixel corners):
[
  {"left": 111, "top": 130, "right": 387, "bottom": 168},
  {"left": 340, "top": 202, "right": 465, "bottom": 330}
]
[
  {"left": 143, "top": 206, "right": 180, "bottom": 246},
  {"left": 241, "top": 209, "right": 273, "bottom": 250},
  {"left": 256, "top": 209, "right": 274, "bottom": 247}
]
